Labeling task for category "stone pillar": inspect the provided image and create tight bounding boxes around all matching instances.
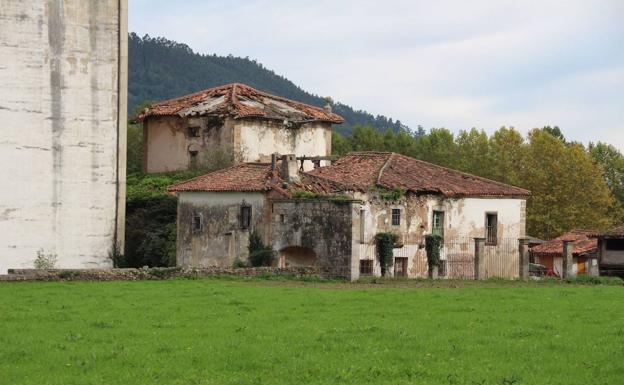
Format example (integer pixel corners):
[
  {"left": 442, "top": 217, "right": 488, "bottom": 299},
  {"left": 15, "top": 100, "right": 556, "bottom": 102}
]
[
  {"left": 474, "top": 238, "right": 486, "bottom": 280},
  {"left": 518, "top": 238, "right": 530, "bottom": 280},
  {"left": 562, "top": 240, "right": 575, "bottom": 278}
]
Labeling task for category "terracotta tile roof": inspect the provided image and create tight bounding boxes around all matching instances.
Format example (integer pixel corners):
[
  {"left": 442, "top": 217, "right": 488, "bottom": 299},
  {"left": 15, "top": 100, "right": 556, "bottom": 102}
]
[
  {"left": 530, "top": 230, "right": 598, "bottom": 257},
  {"left": 167, "top": 163, "right": 274, "bottom": 193},
  {"left": 167, "top": 162, "right": 342, "bottom": 196},
  {"left": 307, "top": 152, "right": 530, "bottom": 197},
  {"left": 136, "top": 83, "right": 344, "bottom": 124},
  {"left": 588, "top": 225, "right": 624, "bottom": 239}
]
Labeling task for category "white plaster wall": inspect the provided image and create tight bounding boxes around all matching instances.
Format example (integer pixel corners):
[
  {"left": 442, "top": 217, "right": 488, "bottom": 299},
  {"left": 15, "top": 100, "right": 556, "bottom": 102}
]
[
  {"left": 237, "top": 121, "right": 331, "bottom": 171},
  {"left": 0, "top": 0, "right": 127, "bottom": 274},
  {"left": 353, "top": 194, "right": 526, "bottom": 278},
  {"left": 145, "top": 118, "right": 189, "bottom": 173}
]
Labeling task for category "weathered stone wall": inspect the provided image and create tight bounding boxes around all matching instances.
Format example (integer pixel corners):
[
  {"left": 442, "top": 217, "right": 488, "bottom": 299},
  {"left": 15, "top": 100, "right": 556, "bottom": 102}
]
[
  {"left": 353, "top": 192, "right": 527, "bottom": 278},
  {"left": 271, "top": 199, "right": 355, "bottom": 279},
  {"left": 176, "top": 191, "right": 268, "bottom": 268},
  {"left": 143, "top": 116, "right": 236, "bottom": 173},
  {"left": 235, "top": 119, "right": 332, "bottom": 171},
  {"left": 0, "top": 0, "right": 127, "bottom": 274},
  {"left": 0, "top": 266, "right": 324, "bottom": 282}
]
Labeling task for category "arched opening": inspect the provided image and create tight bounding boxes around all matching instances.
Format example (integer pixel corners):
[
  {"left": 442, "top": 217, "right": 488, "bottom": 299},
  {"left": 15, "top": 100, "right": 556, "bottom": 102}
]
[{"left": 278, "top": 246, "right": 316, "bottom": 268}]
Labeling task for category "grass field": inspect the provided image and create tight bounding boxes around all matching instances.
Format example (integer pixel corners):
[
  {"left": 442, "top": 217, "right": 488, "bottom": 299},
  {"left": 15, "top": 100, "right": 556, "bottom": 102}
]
[{"left": 0, "top": 278, "right": 623, "bottom": 385}]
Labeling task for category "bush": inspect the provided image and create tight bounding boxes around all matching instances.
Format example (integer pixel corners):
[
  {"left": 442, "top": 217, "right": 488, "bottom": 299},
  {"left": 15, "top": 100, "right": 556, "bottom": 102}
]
[
  {"left": 248, "top": 232, "right": 275, "bottom": 267},
  {"left": 375, "top": 233, "right": 398, "bottom": 276},
  {"left": 425, "top": 234, "right": 443, "bottom": 276},
  {"left": 33, "top": 249, "right": 57, "bottom": 269},
  {"left": 233, "top": 259, "right": 248, "bottom": 268}
]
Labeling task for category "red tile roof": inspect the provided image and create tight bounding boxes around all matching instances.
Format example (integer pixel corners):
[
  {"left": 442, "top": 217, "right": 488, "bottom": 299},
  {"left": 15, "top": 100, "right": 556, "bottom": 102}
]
[
  {"left": 530, "top": 230, "right": 598, "bottom": 257},
  {"left": 588, "top": 225, "right": 624, "bottom": 239},
  {"left": 168, "top": 163, "right": 274, "bottom": 193},
  {"left": 167, "top": 162, "right": 342, "bottom": 196},
  {"left": 307, "top": 152, "right": 530, "bottom": 197},
  {"left": 136, "top": 83, "right": 344, "bottom": 124}
]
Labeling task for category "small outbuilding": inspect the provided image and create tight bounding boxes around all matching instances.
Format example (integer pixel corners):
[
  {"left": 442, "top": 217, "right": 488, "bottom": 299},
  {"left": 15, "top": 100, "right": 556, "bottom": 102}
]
[
  {"left": 594, "top": 225, "right": 624, "bottom": 278},
  {"left": 530, "top": 230, "right": 598, "bottom": 277}
]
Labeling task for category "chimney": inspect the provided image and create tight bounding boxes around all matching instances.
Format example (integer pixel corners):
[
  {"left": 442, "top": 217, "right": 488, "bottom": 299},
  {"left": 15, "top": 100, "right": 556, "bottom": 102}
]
[
  {"left": 323, "top": 96, "right": 333, "bottom": 113},
  {"left": 281, "top": 154, "right": 300, "bottom": 183}
]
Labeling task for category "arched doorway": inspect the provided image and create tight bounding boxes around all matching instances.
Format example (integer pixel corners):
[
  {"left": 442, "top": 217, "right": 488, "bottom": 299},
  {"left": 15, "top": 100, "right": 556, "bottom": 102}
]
[{"left": 278, "top": 246, "right": 316, "bottom": 268}]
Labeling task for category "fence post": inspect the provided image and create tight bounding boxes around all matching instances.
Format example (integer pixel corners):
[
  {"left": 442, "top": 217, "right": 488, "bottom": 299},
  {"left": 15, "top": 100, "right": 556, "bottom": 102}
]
[
  {"left": 518, "top": 238, "right": 530, "bottom": 280},
  {"left": 474, "top": 237, "right": 485, "bottom": 280},
  {"left": 562, "top": 239, "right": 575, "bottom": 279}
]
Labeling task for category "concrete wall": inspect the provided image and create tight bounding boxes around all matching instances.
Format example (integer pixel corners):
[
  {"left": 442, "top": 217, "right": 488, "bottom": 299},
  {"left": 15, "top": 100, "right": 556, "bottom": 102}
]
[
  {"left": 176, "top": 192, "right": 267, "bottom": 268},
  {"left": 0, "top": 0, "right": 127, "bottom": 274},
  {"left": 353, "top": 193, "right": 526, "bottom": 278}
]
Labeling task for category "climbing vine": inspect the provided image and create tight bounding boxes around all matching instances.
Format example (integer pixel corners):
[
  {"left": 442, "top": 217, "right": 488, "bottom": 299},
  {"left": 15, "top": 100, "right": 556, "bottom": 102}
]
[
  {"left": 375, "top": 232, "right": 398, "bottom": 276},
  {"left": 425, "top": 234, "right": 443, "bottom": 276}
]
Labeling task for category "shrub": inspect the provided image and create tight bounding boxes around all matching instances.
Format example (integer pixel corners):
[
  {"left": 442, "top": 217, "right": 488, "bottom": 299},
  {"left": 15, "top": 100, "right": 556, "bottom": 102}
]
[
  {"left": 233, "top": 259, "right": 248, "bottom": 268},
  {"left": 248, "top": 231, "right": 275, "bottom": 267},
  {"left": 375, "top": 233, "right": 398, "bottom": 276},
  {"left": 33, "top": 249, "right": 57, "bottom": 269},
  {"left": 425, "top": 234, "right": 443, "bottom": 276}
]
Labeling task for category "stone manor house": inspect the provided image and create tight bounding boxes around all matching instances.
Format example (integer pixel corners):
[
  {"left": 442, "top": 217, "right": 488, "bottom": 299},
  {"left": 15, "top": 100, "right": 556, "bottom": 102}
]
[{"left": 168, "top": 152, "right": 530, "bottom": 281}]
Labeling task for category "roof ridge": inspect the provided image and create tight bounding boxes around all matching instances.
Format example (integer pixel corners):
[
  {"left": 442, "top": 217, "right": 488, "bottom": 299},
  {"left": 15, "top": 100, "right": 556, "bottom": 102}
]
[{"left": 376, "top": 152, "right": 395, "bottom": 185}]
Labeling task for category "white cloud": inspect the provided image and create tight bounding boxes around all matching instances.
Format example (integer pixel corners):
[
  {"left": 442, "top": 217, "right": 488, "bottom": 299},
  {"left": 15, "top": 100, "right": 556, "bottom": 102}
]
[{"left": 129, "top": 0, "right": 624, "bottom": 149}]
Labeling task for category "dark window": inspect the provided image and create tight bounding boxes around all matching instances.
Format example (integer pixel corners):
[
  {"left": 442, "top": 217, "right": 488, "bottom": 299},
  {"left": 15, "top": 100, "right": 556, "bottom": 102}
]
[
  {"left": 486, "top": 213, "right": 498, "bottom": 245},
  {"left": 606, "top": 239, "right": 624, "bottom": 250},
  {"left": 280, "top": 214, "right": 286, "bottom": 223},
  {"left": 240, "top": 205, "right": 252, "bottom": 229},
  {"left": 432, "top": 211, "right": 444, "bottom": 238},
  {"left": 360, "top": 260, "right": 373, "bottom": 276},
  {"left": 192, "top": 213, "right": 202, "bottom": 233},
  {"left": 391, "top": 209, "right": 401, "bottom": 226},
  {"left": 188, "top": 126, "right": 200, "bottom": 137}
]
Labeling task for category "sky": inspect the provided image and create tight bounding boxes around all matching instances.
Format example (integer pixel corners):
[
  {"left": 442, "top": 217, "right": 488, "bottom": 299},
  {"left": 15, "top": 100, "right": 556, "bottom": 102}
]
[{"left": 129, "top": 0, "right": 624, "bottom": 148}]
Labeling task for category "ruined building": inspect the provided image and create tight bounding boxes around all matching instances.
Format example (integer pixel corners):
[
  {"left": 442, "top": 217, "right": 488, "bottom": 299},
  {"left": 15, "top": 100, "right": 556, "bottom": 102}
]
[
  {"left": 137, "top": 83, "right": 344, "bottom": 173},
  {"left": 0, "top": 0, "right": 128, "bottom": 273},
  {"left": 168, "top": 152, "right": 530, "bottom": 280}
]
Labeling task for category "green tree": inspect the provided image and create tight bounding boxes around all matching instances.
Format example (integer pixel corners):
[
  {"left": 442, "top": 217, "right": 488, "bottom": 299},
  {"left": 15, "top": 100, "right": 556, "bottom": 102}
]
[
  {"left": 413, "top": 128, "right": 458, "bottom": 168},
  {"left": 522, "top": 130, "right": 614, "bottom": 238},
  {"left": 488, "top": 127, "right": 526, "bottom": 187},
  {"left": 455, "top": 128, "right": 493, "bottom": 176}
]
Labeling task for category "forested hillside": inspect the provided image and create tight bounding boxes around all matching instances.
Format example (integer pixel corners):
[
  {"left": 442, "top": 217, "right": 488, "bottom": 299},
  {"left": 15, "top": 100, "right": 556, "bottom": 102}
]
[{"left": 128, "top": 33, "right": 409, "bottom": 135}]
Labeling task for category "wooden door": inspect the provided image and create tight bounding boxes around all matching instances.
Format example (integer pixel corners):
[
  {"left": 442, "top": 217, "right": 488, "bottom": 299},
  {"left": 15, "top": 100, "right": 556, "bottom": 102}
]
[{"left": 577, "top": 257, "right": 587, "bottom": 275}]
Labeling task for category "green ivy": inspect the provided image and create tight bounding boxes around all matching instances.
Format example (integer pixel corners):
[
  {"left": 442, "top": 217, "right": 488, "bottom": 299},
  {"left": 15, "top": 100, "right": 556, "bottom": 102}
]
[
  {"left": 248, "top": 231, "right": 275, "bottom": 267},
  {"left": 379, "top": 187, "right": 405, "bottom": 201},
  {"left": 425, "top": 234, "right": 443, "bottom": 276},
  {"left": 375, "top": 232, "right": 398, "bottom": 276}
]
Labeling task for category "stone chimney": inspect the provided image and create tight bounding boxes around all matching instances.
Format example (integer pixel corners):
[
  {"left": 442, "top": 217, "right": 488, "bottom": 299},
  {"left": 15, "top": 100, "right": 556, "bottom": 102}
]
[
  {"left": 281, "top": 154, "right": 300, "bottom": 183},
  {"left": 323, "top": 96, "right": 333, "bottom": 113}
]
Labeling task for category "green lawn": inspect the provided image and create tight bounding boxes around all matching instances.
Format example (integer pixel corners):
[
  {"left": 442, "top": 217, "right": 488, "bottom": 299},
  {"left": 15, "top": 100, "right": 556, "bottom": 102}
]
[{"left": 0, "top": 278, "right": 622, "bottom": 385}]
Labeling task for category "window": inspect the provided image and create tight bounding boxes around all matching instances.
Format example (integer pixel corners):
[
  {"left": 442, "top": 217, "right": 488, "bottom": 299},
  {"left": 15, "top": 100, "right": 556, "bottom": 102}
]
[
  {"left": 432, "top": 211, "right": 445, "bottom": 237},
  {"left": 486, "top": 213, "right": 498, "bottom": 245},
  {"left": 192, "top": 213, "right": 202, "bottom": 233},
  {"left": 606, "top": 239, "right": 624, "bottom": 250},
  {"left": 360, "top": 260, "right": 373, "bottom": 276},
  {"left": 360, "top": 209, "right": 366, "bottom": 243},
  {"left": 240, "top": 205, "right": 252, "bottom": 229},
  {"left": 187, "top": 126, "right": 200, "bottom": 137},
  {"left": 391, "top": 209, "right": 401, "bottom": 226}
]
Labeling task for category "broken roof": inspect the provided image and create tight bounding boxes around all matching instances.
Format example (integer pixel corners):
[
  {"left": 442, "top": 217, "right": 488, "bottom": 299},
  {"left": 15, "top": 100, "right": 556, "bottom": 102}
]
[
  {"left": 167, "top": 162, "right": 340, "bottom": 197},
  {"left": 530, "top": 230, "right": 598, "bottom": 257},
  {"left": 587, "top": 224, "right": 624, "bottom": 239},
  {"left": 307, "top": 152, "right": 530, "bottom": 197},
  {"left": 168, "top": 151, "right": 530, "bottom": 199},
  {"left": 136, "top": 83, "right": 344, "bottom": 124}
]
